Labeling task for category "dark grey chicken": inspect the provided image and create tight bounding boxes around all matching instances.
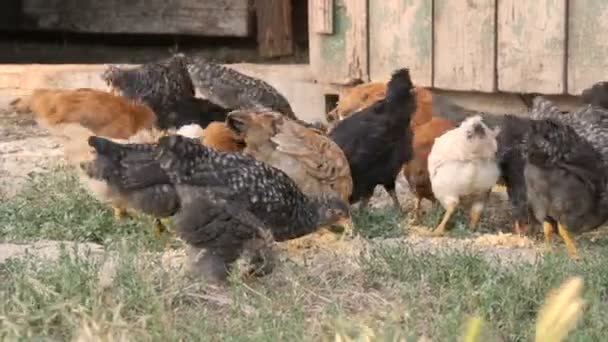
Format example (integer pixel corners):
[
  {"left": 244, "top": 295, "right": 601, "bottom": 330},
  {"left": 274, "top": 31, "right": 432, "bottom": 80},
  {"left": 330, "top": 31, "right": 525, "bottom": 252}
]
[
  {"left": 102, "top": 55, "right": 232, "bottom": 130},
  {"left": 80, "top": 136, "right": 179, "bottom": 236},
  {"left": 156, "top": 134, "right": 352, "bottom": 282},
  {"left": 184, "top": 56, "right": 297, "bottom": 119},
  {"left": 581, "top": 81, "right": 608, "bottom": 110},
  {"left": 523, "top": 118, "right": 608, "bottom": 259}
]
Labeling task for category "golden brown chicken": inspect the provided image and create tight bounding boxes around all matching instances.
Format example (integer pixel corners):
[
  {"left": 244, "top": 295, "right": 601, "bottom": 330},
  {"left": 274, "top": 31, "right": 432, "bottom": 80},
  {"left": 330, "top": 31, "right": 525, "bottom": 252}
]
[
  {"left": 10, "top": 88, "right": 157, "bottom": 139},
  {"left": 200, "top": 121, "right": 246, "bottom": 152},
  {"left": 402, "top": 117, "right": 456, "bottom": 221},
  {"left": 226, "top": 110, "right": 353, "bottom": 248}
]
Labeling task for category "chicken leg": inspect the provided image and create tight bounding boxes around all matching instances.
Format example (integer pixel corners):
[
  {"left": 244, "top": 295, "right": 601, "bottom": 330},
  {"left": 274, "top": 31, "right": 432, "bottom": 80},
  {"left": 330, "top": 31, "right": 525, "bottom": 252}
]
[
  {"left": 153, "top": 218, "right": 170, "bottom": 237},
  {"left": 557, "top": 223, "right": 579, "bottom": 260},
  {"left": 413, "top": 196, "right": 423, "bottom": 223},
  {"left": 429, "top": 202, "right": 457, "bottom": 237},
  {"left": 387, "top": 188, "right": 403, "bottom": 214},
  {"left": 469, "top": 202, "right": 484, "bottom": 230},
  {"left": 113, "top": 207, "right": 128, "bottom": 220},
  {"left": 543, "top": 221, "right": 554, "bottom": 250},
  {"left": 514, "top": 221, "right": 530, "bottom": 236}
]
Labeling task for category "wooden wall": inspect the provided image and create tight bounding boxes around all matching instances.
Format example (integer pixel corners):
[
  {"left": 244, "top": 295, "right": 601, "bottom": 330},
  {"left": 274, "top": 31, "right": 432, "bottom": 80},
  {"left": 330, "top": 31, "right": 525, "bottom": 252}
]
[
  {"left": 20, "top": 0, "right": 253, "bottom": 37},
  {"left": 310, "top": 0, "right": 608, "bottom": 95}
]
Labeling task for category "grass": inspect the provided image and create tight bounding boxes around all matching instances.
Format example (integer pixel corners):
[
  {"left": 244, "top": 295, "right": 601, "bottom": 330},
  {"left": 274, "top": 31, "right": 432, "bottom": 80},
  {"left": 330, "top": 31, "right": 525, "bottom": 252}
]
[{"left": 1, "top": 168, "right": 607, "bottom": 340}]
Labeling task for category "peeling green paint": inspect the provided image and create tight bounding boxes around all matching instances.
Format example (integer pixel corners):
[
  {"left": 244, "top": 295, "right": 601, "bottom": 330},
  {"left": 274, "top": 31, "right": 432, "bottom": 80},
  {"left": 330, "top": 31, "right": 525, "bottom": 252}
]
[{"left": 320, "top": 6, "right": 349, "bottom": 68}]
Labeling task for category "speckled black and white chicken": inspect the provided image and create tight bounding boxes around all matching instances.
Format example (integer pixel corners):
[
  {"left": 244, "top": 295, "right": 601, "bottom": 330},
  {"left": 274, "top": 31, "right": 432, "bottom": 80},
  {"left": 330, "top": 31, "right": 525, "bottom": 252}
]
[
  {"left": 183, "top": 56, "right": 297, "bottom": 119},
  {"left": 522, "top": 118, "right": 608, "bottom": 259},
  {"left": 156, "top": 134, "right": 352, "bottom": 282},
  {"left": 581, "top": 81, "right": 608, "bottom": 110},
  {"left": 101, "top": 55, "right": 231, "bottom": 130},
  {"left": 80, "top": 135, "right": 179, "bottom": 236}
]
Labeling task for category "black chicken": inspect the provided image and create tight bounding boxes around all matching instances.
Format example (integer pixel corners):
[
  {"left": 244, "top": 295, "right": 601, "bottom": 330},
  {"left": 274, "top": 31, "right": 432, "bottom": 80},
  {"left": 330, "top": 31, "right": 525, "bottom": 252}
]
[
  {"left": 80, "top": 136, "right": 179, "bottom": 236},
  {"left": 329, "top": 68, "right": 416, "bottom": 212},
  {"left": 184, "top": 56, "right": 297, "bottom": 119},
  {"left": 523, "top": 118, "right": 608, "bottom": 259},
  {"left": 495, "top": 114, "right": 537, "bottom": 235},
  {"left": 581, "top": 81, "right": 608, "bottom": 110},
  {"left": 156, "top": 135, "right": 352, "bottom": 282}
]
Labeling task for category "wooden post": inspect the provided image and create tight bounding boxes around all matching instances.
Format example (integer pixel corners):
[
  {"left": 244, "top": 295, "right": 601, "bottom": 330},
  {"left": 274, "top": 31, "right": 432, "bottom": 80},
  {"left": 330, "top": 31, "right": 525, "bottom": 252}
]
[
  {"left": 311, "top": 0, "right": 333, "bottom": 34},
  {"left": 255, "top": 0, "right": 294, "bottom": 58}
]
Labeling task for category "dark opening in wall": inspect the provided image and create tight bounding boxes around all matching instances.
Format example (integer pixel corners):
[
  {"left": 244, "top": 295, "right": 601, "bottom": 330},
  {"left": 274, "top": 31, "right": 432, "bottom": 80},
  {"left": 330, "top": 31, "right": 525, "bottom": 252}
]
[
  {"left": 0, "top": 0, "right": 310, "bottom": 65},
  {"left": 324, "top": 94, "right": 340, "bottom": 115}
]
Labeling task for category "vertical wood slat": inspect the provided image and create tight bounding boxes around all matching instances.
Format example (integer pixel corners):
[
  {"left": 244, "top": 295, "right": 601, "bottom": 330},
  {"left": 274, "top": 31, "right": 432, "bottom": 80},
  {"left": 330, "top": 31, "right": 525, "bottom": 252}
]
[
  {"left": 368, "top": 0, "right": 433, "bottom": 86},
  {"left": 309, "top": 0, "right": 368, "bottom": 84},
  {"left": 433, "top": 0, "right": 496, "bottom": 92},
  {"left": 256, "top": 0, "right": 294, "bottom": 58},
  {"left": 311, "top": 0, "right": 333, "bottom": 34},
  {"left": 567, "top": 1, "right": 608, "bottom": 95},
  {"left": 497, "top": 0, "right": 566, "bottom": 94}
]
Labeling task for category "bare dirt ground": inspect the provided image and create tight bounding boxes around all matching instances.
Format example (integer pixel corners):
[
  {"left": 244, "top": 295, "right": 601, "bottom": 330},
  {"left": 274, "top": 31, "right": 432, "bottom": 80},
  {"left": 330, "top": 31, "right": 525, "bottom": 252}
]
[{"left": 0, "top": 97, "right": 544, "bottom": 268}]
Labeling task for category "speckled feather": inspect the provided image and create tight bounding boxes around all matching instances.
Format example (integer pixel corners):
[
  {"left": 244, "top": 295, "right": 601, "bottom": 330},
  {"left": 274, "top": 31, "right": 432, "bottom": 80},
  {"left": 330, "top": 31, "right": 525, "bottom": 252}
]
[
  {"left": 102, "top": 55, "right": 197, "bottom": 128},
  {"left": 83, "top": 136, "right": 180, "bottom": 218},
  {"left": 184, "top": 57, "right": 296, "bottom": 119},
  {"left": 157, "top": 135, "right": 346, "bottom": 242}
]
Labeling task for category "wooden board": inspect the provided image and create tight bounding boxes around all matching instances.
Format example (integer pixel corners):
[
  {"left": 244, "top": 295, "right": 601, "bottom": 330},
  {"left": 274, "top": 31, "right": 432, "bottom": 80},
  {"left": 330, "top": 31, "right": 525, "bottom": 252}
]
[
  {"left": 433, "top": 0, "right": 496, "bottom": 92},
  {"left": 497, "top": 0, "right": 566, "bottom": 94},
  {"left": 22, "top": 0, "right": 252, "bottom": 37},
  {"left": 311, "top": 0, "right": 334, "bottom": 34},
  {"left": 568, "top": 1, "right": 608, "bottom": 95},
  {"left": 309, "top": 0, "right": 368, "bottom": 84},
  {"left": 256, "top": 0, "right": 294, "bottom": 57},
  {"left": 368, "top": 0, "right": 433, "bottom": 86}
]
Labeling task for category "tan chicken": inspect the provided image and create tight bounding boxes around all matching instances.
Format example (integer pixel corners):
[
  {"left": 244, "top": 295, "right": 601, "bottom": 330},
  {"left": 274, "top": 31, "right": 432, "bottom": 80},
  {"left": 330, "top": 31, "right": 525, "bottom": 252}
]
[{"left": 226, "top": 110, "right": 353, "bottom": 248}]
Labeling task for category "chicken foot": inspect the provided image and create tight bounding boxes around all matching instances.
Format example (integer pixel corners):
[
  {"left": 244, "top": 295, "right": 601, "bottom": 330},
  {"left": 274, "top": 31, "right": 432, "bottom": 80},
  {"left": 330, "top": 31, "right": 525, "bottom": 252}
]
[
  {"left": 428, "top": 202, "right": 457, "bottom": 237},
  {"left": 387, "top": 188, "right": 404, "bottom": 214},
  {"left": 514, "top": 221, "right": 530, "bottom": 236},
  {"left": 469, "top": 202, "right": 484, "bottom": 230},
  {"left": 153, "top": 218, "right": 170, "bottom": 238},
  {"left": 557, "top": 223, "right": 579, "bottom": 260},
  {"left": 412, "top": 196, "right": 423, "bottom": 223},
  {"left": 113, "top": 207, "right": 128, "bottom": 220},
  {"left": 543, "top": 221, "right": 554, "bottom": 249}
]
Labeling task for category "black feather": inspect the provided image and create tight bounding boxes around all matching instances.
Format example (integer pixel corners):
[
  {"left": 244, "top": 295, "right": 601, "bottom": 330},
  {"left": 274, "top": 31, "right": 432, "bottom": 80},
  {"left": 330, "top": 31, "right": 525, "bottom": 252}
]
[{"left": 329, "top": 68, "right": 416, "bottom": 205}]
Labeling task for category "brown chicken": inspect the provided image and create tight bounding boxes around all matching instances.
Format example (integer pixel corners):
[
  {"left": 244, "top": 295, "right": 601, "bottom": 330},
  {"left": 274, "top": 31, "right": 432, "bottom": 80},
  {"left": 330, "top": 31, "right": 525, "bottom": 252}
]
[
  {"left": 201, "top": 122, "right": 246, "bottom": 152},
  {"left": 10, "top": 88, "right": 157, "bottom": 139},
  {"left": 327, "top": 82, "right": 433, "bottom": 130},
  {"left": 402, "top": 117, "right": 456, "bottom": 221},
  {"left": 226, "top": 110, "right": 353, "bottom": 248}
]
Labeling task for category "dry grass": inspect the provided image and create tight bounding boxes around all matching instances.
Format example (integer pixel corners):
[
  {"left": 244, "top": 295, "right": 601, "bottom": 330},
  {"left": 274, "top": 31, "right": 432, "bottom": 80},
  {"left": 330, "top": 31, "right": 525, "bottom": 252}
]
[{"left": 1, "top": 168, "right": 608, "bottom": 340}]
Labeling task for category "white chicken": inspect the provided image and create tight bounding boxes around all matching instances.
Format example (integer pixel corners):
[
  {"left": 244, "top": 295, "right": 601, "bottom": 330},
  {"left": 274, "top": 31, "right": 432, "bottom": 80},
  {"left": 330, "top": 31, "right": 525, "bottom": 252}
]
[{"left": 426, "top": 115, "right": 500, "bottom": 236}]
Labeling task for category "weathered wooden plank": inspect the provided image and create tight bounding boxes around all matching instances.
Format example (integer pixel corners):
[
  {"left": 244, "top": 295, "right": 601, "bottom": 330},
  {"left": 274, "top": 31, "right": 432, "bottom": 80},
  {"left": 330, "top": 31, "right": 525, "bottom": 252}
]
[
  {"left": 433, "top": 0, "right": 496, "bottom": 92},
  {"left": 22, "top": 0, "right": 253, "bottom": 37},
  {"left": 497, "top": 0, "right": 566, "bottom": 94},
  {"left": 255, "top": 0, "right": 293, "bottom": 58},
  {"left": 368, "top": 0, "right": 432, "bottom": 86},
  {"left": 568, "top": 1, "right": 608, "bottom": 95},
  {"left": 309, "top": 0, "right": 368, "bottom": 84},
  {"left": 311, "top": 0, "right": 334, "bottom": 34}
]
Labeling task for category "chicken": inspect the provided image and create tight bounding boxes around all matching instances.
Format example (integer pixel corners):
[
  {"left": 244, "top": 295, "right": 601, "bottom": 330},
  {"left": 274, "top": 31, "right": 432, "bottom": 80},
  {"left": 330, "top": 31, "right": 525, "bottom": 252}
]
[
  {"left": 426, "top": 115, "right": 500, "bottom": 236},
  {"left": 327, "top": 82, "right": 387, "bottom": 122},
  {"left": 79, "top": 135, "right": 179, "bottom": 236},
  {"left": 523, "top": 118, "right": 608, "bottom": 259},
  {"left": 200, "top": 122, "right": 246, "bottom": 152},
  {"left": 226, "top": 110, "right": 352, "bottom": 201},
  {"left": 9, "top": 88, "right": 156, "bottom": 139},
  {"left": 153, "top": 96, "right": 230, "bottom": 130},
  {"left": 184, "top": 55, "right": 297, "bottom": 119},
  {"left": 226, "top": 110, "right": 352, "bottom": 248},
  {"left": 155, "top": 134, "right": 353, "bottom": 282},
  {"left": 401, "top": 117, "right": 456, "bottom": 220},
  {"left": 329, "top": 68, "right": 416, "bottom": 212},
  {"left": 581, "top": 81, "right": 608, "bottom": 110},
  {"left": 102, "top": 55, "right": 195, "bottom": 114},
  {"left": 327, "top": 83, "right": 432, "bottom": 129},
  {"left": 495, "top": 114, "right": 537, "bottom": 235}
]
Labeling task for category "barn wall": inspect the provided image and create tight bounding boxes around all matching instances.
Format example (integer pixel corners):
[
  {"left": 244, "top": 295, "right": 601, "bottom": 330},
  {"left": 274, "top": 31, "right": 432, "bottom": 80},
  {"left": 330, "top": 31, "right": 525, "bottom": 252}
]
[{"left": 310, "top": 0, "right": 608, "bottom": 95}]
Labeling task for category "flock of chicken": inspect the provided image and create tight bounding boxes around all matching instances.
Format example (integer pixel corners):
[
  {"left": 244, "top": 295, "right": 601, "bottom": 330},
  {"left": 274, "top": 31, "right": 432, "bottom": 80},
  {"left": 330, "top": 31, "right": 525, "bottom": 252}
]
[{"left": 9, "top": 54, "right": 608, "bottom": 282}]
